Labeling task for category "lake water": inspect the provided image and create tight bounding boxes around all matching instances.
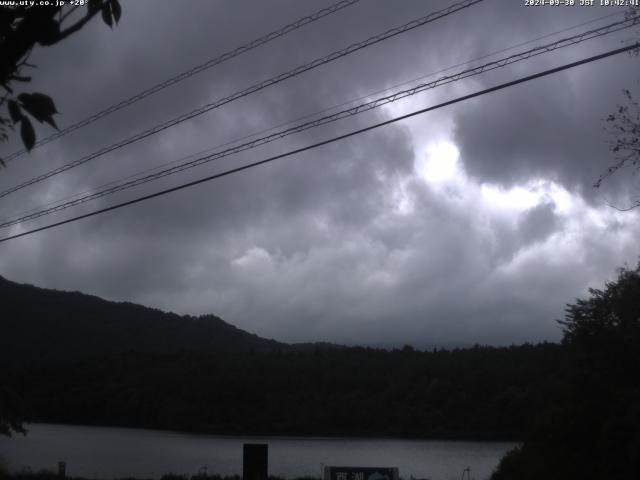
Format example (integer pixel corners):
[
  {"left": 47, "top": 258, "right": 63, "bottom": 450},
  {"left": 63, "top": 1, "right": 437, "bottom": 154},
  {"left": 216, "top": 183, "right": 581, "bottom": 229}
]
[{"left": 0, "top": 424, "right": 516, "bottom": 480}]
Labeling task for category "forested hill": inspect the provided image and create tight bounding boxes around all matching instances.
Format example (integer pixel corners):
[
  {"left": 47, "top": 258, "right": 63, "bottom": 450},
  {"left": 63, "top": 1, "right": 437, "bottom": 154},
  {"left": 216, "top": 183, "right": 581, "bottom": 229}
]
[
  {"left": 8, "top": 344, "right": 566, "bottom": 440},
  {"left": 1, "top": 274, "right": 568, "bottom": 440},
  {"left": 0, "top": 275, "right": 287, "bottom": 361}
]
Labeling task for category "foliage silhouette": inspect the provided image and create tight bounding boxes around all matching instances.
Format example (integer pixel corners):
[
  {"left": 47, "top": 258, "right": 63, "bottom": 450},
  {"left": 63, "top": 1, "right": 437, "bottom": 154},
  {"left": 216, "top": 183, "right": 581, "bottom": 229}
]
[
  {"left": 491, "top": 263, "right": 640, "bottom": 480},
  {"left": 595, "top": 8, "right": 640, "bottom": 209},
  {"left": 0, "top": 0, "right": 121, "bottom": 164}
]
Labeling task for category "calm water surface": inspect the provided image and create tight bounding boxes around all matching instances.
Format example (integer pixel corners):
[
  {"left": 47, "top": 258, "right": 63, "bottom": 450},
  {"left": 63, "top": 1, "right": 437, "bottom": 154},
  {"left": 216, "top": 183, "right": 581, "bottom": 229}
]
[{"left": 0, "top": 424, "right": 516, "bottom": 480}]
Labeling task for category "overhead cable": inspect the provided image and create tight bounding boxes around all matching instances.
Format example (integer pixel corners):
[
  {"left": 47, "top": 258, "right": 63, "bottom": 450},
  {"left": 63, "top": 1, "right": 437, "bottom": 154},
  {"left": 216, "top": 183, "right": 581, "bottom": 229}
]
[
  {"left": 1, "top": 0, "right": 362, "bottom": 162},
  {"left": 0, "top": 42, "right": 636, "bottom": 244},
  {"left": 2, "top": 15, "right": 637, "bottom": 229},
  {"left": 3, "top": 8, "right": 622, "bottom": 225},
  {"left": 0, "top": 0, "right": 484, "bottom": 199}
]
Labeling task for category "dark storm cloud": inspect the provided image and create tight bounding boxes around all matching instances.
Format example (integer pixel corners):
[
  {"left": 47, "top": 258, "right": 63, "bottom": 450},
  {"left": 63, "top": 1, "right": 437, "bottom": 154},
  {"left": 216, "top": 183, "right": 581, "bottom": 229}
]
[
  {"left": 450, "top": 4, "right": 640, "bottom": 204},
  {"left": 518, "top": 201, "right": 559, "bottom": 245},
  {"left": 1, "top": 0, "right": 639, "bottom": 347}
]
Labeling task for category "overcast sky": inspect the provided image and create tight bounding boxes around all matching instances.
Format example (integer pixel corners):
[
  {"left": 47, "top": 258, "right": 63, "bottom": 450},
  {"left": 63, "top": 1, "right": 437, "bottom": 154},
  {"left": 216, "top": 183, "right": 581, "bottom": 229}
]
[{"left": 1, "top": 0, "right": 639, "bottom": 348}]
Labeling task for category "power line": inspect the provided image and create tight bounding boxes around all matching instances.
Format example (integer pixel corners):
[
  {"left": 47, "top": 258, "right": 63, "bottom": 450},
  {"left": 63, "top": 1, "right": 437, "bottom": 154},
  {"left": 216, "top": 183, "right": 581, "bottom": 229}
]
[
  {"left": 1, "top": 0, "right": 362, "bottom": 163},
  {"left": 2, "top": 14, "right": 634, "bottom": 226},
  {"left": 0, "top": 0, "right": 484, "bottom": 199},
  {"left": 2, "top": 14, "right": 637, "bottom": 229},
  {"left": 1, "top": 42, "right": 636, "bottom": 245},
  {"left": 3, "top": 8, "right": 624, "bottom": 225}
]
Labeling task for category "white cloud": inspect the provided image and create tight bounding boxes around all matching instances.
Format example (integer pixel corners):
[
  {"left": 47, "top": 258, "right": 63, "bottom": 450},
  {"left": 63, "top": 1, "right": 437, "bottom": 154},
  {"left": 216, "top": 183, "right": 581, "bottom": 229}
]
[{"left": 417, "top": 141, "right": 461, "bottom": 183}]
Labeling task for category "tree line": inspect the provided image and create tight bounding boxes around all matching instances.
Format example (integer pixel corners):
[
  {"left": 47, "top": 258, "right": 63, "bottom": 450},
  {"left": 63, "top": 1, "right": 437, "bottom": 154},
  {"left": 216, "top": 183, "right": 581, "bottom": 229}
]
[
  {"left": 2, "top": 264, "right": 639, "bottom": 479},
  {"left": 5, "top": 342, "right": 564, "bottom": 441}
]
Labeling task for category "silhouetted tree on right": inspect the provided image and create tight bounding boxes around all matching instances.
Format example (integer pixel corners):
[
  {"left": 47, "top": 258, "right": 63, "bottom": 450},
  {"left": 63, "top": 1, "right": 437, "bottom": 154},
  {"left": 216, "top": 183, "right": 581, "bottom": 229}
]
[
  {"left": 560, "top": 263, "right": 640, "bottom": 348},
  {"left": 594, "top": 7, "right": 640, "bottom": 209},
  {"left": 492, "top": 263, "right": 640, "bottom": 480},
  {"left": 596, "top": 87, "right": 640, "bottom": 210}
]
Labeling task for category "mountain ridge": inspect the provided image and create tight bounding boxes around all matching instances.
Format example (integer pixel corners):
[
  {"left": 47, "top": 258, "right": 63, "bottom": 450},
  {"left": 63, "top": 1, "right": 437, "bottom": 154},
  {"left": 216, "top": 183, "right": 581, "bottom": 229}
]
[{"left": 1, "top": 274, "right": 290, "bottom": 360}]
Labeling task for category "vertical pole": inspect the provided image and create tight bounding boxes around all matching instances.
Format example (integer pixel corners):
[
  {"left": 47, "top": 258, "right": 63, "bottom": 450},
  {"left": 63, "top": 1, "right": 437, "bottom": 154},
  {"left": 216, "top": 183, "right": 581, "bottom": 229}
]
[{"left": 243, "top": 444, "right": 268, "bottom": 480}]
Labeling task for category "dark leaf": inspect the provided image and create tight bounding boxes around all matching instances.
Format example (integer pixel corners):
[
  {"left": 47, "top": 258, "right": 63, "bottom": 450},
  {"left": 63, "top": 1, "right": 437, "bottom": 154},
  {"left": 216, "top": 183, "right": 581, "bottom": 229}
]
[
  {"left": 18, "top": 93, "right": 59, "bottom": 129},
  {"left": 43, "top": 115, "right": 57, "bottom": 129},
  {"left": 35, "top": 17, "right": 61, "bottom": 46},
  {"left": 11, "top": 75, "right": 31, "bottom": 83},
  {"left": 110, "top": 0, "right": 121, "bottom": 23},
  {"left": 20, "top": 116, "right": 35, "bottom": 151},
  {"left": 7, "top": 100, "right": 21, "bottom": 123},
  {"left": 0, "top": 157, "right": 5, "bottom": 168},
  {"left": 18, "top": 92, "right": 58, "bottom": 115},
  {"left": 102, "top": 3, "right": 113, "bottom": 27}
]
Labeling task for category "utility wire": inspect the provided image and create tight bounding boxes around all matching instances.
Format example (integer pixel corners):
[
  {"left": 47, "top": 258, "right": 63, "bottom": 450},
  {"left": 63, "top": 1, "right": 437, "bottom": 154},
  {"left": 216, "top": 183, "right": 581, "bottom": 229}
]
[
  {"left": 2, "top": 0, "right": 362, "bottom": 162},
  {"left": 2, "top": 8, "right": 624, "bottom": 225},
  {"left": 0, "top": 0, "right": 484, "bottom": 199},
  {"left": 1, "top": 14, "right": 634, "bottom": 226},
  {"left": 0, "top": 42, "right": 636, "bottom": 245},
  {"left": 1, "top": 15, "right": 637, "bottom": 229}
]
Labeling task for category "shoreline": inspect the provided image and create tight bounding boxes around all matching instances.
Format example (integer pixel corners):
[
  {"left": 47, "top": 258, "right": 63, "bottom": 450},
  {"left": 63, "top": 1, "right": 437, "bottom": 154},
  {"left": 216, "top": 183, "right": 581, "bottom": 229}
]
[{"left": 17, "top": 422, "right": 522, "bottom": 443}]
